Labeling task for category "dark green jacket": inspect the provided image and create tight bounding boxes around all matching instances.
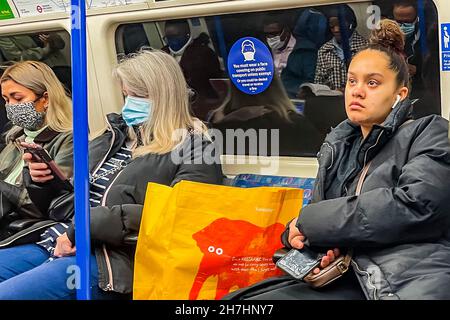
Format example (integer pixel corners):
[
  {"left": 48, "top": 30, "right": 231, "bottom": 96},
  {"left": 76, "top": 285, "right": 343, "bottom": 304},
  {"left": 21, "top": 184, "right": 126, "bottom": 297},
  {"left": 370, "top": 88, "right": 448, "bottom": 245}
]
[
  {"left": 0, "top": 126, "right": 73, "bottom": 244},
  {"left": 0, "top": 127, "right": 73, "bottom": 218}
]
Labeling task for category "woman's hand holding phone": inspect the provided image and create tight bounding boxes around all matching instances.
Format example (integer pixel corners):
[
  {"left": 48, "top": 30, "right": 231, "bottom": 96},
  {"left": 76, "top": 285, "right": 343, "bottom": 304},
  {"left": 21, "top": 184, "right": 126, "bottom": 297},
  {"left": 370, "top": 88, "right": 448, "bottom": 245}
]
[
  {"left": 288, "top": 217, "right": 341, "bottom": 274},
  {"left": 288, "top": 217, "right": 306, "bottom": 249},
  {"left": 312, "top": 248, "right": 340, "bottom": 275},
  {"left": 22, "top": 152, "right": 55, "bottom": 183}
]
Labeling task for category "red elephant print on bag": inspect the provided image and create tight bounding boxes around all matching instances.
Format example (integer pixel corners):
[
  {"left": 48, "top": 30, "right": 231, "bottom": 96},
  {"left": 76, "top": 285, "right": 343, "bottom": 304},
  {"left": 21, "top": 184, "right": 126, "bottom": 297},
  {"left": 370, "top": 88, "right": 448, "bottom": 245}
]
[{"left": 189, "top": 217, "right": 285, "bottom": 300}]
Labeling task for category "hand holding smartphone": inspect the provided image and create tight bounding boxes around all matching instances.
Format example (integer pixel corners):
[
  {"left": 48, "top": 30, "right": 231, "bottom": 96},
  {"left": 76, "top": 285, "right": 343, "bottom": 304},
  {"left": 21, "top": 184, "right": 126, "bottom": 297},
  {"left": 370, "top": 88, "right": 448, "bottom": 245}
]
[
  {"left": 21, "top": 142, "right": 73, "bottom": 191},
  {"left": 276, "top": 247, "right": 324, "bottom": 280}
]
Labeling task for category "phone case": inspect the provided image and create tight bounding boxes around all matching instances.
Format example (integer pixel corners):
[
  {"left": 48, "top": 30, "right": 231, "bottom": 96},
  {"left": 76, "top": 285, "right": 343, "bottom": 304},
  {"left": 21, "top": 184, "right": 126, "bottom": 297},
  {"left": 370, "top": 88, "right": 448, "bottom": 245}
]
[
  {"left": 23, "top": 143, "right": 73, "bottom": 191},
  {"left": 276, "top": 247, "right": 323, "bottom": 280}
]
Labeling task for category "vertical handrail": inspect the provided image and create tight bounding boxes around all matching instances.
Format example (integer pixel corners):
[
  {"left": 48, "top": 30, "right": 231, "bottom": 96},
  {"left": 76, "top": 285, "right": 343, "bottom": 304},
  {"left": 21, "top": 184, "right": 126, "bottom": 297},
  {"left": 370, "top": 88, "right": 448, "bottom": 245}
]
[
  {"left": 71, "top": 0, "right": 91, "bottom": 300},
  {"left": 417, "top": 0, "right": 428, "bottom": 57},
  {"left": 214, "top": 16, "right": 228, "bottom": 71},
  {"left": 338, "top": 5, "right": 352, "bottom": 68}
]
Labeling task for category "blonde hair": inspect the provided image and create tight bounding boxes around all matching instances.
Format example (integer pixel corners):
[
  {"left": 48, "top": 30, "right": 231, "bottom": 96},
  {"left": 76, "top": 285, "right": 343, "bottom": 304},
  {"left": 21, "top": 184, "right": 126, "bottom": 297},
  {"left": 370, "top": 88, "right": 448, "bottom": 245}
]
[
  {"left": 210, "top": 74, "right": 296, "bottom": 123},
  {"left": 1, "top": 61, "right": 72, "bottom": 140},
  {"left": 113, "top": 50, "right": 208, "bottom": 156}
]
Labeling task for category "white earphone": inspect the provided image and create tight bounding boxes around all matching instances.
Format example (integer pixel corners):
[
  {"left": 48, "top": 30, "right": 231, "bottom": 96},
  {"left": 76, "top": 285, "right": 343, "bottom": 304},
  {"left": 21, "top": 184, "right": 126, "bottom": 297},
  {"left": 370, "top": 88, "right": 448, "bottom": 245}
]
[{"left": 392, "top": 95, "right": 401, "bottom": 109}]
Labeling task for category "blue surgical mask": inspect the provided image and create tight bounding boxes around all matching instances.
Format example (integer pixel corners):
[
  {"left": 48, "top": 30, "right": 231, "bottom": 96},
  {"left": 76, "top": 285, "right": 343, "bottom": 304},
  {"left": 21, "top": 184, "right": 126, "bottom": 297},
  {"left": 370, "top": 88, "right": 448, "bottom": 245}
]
[
  {"left": 400, "top": 22, "right": 416, "bottom": 37},
  {"left": 166, "top": 35, "right": 189, "bottom": 53},
  {"left": 121, "top": 96, "right": 152, "bottom": 127}
]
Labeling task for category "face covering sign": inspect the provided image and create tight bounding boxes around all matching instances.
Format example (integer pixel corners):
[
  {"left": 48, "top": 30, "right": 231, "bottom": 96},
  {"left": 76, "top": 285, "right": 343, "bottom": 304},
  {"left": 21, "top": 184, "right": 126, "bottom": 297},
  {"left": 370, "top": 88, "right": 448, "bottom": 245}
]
[{"left": 227, "top": 37, "right": 274, "bottom": 95}]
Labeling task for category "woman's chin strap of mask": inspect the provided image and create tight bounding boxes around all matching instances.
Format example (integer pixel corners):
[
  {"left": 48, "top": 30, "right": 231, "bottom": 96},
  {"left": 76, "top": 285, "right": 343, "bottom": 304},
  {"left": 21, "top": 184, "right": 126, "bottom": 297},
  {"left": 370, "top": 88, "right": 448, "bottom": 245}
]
[{"left": 169, "top": 35, "right": 193, "bottom": 56}]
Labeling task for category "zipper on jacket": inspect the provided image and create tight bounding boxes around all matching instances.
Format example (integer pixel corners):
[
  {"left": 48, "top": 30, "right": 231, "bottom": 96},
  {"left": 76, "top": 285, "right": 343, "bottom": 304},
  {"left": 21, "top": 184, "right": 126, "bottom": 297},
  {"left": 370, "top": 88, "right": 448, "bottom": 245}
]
[
  {"left": 340, "top": 130, "right": 384, "bottom": 195},
  {"left": 98, "top": 159, "right": 127, "bottom": 291},
  {"left": 102, "top": 244, "right": 115, "bottom": 291},
  {"left": 352, "top": 260, "right": 378, "bottom": 300},
  {"left": 92, "top": 116, "right": 119, "bottom": 291},
  {"left": 362, "top": 130, "right": 384, "bottom": 168}
]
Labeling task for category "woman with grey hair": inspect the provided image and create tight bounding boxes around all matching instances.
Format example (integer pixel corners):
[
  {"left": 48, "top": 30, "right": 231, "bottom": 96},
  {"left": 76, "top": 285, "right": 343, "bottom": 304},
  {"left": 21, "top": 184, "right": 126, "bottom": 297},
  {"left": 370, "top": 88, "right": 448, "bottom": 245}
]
[{"left": 0, "top": 50, "right": 223, "bottom": 299}]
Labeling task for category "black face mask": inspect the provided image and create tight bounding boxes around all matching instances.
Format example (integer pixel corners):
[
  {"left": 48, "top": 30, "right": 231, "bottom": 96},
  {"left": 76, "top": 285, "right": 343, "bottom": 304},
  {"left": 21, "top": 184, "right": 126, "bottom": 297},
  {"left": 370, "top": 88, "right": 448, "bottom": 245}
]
[{"left": 166, "top": 35, "right": 190, "bottom": 53}]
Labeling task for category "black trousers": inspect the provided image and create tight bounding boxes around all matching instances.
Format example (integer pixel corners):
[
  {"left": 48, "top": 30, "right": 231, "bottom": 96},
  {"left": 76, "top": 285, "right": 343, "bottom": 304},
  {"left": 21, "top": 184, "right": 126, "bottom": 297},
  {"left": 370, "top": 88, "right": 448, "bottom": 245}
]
[{"left": 223, "top": 270, "right": 366, "bottom": 300}]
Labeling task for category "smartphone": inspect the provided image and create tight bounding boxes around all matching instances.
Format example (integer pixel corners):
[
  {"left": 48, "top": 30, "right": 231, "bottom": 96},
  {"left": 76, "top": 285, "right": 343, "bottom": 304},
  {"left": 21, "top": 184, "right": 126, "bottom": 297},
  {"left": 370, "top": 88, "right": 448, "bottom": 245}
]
[
  {"left": 21, "top": 142, "right": 73, "bottom": 190},
  {"left": 276, "top": 247, "right": 323, "bottom": 280}
]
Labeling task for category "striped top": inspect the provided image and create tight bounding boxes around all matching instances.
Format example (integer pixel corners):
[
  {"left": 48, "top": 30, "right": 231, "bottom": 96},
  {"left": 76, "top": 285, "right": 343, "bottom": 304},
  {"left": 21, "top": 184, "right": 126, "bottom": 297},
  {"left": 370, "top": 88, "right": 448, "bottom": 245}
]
[
  {"left": 88, "top": 146, "right": 133, "bottom": 207},
  {"left": 36, "top": 144, "right": 133, "bottom": 258}
]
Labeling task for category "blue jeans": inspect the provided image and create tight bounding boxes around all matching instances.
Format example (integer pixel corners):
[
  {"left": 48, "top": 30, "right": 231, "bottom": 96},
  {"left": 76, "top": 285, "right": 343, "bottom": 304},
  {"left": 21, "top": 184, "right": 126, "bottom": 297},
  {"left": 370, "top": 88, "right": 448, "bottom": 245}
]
[{"left": 0, "top": 244, "right": 124, "bottom": 300}]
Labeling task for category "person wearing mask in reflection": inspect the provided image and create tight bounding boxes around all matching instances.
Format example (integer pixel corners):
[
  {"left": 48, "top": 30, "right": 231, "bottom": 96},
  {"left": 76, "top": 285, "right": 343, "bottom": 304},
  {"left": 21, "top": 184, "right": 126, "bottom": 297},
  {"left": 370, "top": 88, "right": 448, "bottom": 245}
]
[
  {"left": 392, "top": 0, "right": 424, "bottom": 99},
  {"left": 263, "top": 9, "right": 327, "bottom": 98},
  {"left": 0, "top": 50, "right": 223, "bottom": 300},
  {"left": 0, "top": 61, "right": 73, "bottom": 241},
  {"left": 263, "top": 15, "right": 297, "bottom": 77},
  {"left": 314, "top": 4, "right": 367, "bottom": 92},
  {"left": 208, "top": 75, "right": 323, "bottom": 157},
  {"left": 162, "top": 19, "right": 223, "bottom": 121}
]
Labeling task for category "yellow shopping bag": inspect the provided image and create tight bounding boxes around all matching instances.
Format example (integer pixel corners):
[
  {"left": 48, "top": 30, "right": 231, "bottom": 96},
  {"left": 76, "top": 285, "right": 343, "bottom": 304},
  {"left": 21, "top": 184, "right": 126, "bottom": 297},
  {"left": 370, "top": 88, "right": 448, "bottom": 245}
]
[{"left": 133, "top": 180, "right": 303, "bottom": 300}]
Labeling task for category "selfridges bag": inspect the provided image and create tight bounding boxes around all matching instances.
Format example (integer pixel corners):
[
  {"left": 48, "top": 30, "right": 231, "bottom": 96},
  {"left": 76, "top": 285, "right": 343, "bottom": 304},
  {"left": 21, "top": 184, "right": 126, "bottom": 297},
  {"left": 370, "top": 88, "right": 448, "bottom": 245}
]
[{"left": 133, "top": 180, "right": 304, "bottom": 300}]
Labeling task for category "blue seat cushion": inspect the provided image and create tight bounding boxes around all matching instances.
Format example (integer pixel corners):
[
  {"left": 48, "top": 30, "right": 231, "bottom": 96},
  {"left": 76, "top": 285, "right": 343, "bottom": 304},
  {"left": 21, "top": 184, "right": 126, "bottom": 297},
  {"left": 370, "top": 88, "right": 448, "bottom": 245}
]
[{"left": 231, "top": 174, "right": 315, "bottom": 207}]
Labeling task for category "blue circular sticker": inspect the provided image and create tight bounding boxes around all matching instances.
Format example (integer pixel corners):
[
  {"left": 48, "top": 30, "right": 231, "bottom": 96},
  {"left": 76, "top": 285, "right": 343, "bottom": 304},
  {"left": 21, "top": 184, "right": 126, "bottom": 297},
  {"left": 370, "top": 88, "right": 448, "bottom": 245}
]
[{"left": 227, "top": 37, "right": 274, "bottom": 95}]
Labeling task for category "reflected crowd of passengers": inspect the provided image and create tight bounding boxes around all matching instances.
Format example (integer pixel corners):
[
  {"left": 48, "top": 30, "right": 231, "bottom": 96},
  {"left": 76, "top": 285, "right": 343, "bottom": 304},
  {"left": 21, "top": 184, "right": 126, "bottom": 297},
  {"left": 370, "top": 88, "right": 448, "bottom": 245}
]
[{"left": 0, "top": 0, "right": 441, "bottom": 156}]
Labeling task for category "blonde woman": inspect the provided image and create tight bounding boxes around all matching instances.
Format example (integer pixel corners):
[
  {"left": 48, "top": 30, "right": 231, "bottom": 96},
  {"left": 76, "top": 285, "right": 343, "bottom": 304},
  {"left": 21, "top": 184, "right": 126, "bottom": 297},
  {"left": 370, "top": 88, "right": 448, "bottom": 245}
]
[
  {"left": 0, "top": 60, "right": 73, "bottom": 240},
  {"left": 208, "top": 74, "right": 323, "bottom": 156},
  {"left": 1, "top": 50, "right": 222, "bottom": 299}
]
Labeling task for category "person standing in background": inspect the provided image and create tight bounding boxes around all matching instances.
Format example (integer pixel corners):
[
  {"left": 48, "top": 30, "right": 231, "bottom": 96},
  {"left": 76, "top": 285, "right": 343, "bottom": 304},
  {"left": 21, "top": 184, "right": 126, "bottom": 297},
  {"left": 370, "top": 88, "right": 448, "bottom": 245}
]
[
  {"left": 314, "top": 5, "right": 367, "bottom": 92},
  {"left": 162, "top": 19, "right": 223, "bottom": 121}
]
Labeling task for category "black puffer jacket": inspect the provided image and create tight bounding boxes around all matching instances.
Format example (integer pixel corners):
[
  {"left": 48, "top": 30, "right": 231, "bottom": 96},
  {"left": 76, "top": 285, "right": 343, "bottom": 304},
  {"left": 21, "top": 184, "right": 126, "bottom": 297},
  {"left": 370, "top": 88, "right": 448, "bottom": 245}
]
[
  {"left": 296, "top": 99, "right": 450, "bottom": 299},
  {"left": 27, "top": 114, "right": 223, "bottom": 294}
]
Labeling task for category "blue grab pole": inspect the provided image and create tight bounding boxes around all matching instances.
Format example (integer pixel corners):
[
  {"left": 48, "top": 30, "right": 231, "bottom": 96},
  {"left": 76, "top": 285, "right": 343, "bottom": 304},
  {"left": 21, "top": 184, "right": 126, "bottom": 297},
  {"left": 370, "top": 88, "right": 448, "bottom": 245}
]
[
  {"left": 417, "top": 0, "right": 428, "bottom": 57},
  {"left": 71, "top": 0, "right": 91, "bottom": 300},
  {"left": 214, "top": 16, "right": 228, "bottom": 70},
  {"left": 338, "top": 5, "right": 352, "bottom": 67}
]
